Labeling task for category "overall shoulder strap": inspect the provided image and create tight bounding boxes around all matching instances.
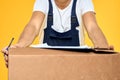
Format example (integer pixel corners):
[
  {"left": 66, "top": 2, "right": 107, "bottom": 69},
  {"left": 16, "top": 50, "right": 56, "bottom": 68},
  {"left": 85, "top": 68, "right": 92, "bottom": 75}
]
[
  {"left": 48, "top": 0, "right": 53, "bottom": 14},
  {"left": 71, "top": 0, "right": 79, "bottom": 29},
  {"left": 47, "top": 0, "right": 53, "bottom": 28}
]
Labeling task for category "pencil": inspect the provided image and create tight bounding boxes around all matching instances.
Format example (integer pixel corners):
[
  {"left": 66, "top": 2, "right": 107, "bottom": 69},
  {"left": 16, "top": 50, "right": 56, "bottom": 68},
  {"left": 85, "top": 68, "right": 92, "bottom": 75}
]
[{"left": 6, "top": 38, "right": 14, "bottom": 50}]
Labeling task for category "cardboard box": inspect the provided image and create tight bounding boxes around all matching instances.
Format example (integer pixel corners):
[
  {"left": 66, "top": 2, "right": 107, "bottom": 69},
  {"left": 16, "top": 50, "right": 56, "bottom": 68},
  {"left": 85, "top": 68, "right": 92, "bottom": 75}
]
[{"left": 9, "top": 48, "right": 120, "bottom": 80}]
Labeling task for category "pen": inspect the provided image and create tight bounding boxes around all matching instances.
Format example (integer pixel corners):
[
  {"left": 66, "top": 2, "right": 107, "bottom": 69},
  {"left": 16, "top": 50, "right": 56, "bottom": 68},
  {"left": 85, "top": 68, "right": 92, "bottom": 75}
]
[{"left": 6, "top": 38, "right": 14, "bottom": 51}]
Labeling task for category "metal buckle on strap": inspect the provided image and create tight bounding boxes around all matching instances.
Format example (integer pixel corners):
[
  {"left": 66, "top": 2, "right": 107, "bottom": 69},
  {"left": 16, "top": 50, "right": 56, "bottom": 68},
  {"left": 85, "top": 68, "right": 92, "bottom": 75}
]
[
  {"left": 71, "top": 16, "right": 77, "bottom": 23},
  {"left": 48, "top": 14, "right": 53, "bottom": 22}
]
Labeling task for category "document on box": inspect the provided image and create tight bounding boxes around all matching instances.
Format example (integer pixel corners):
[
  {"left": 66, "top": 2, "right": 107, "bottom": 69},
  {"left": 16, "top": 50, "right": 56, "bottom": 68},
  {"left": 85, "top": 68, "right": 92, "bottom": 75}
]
[
  {"left": 30, "top": 43, "right": 115, "bottom": 53},
  {"left": 30, "top": 43, "right": 91, "bottom": 49}
]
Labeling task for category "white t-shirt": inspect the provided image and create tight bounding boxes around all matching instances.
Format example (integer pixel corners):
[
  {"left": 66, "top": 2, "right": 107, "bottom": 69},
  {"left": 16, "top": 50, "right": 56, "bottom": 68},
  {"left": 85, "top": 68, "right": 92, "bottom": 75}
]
[{"left": 33, "top": 0, "right": 95, "bottom": 45}]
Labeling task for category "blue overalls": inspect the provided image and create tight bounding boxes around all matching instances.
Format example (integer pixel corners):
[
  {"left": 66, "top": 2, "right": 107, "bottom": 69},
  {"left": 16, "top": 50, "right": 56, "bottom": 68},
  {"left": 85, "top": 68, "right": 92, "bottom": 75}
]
[{"left": 43, "top": 0, "right": 80, "bottom": 46}]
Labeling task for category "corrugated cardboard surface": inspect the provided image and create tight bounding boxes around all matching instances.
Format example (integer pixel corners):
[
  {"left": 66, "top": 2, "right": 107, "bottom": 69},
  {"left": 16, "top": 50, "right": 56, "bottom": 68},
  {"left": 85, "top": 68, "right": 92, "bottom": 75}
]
[{"left": 9, "top": 48, "right": 120, "bottom": 80}]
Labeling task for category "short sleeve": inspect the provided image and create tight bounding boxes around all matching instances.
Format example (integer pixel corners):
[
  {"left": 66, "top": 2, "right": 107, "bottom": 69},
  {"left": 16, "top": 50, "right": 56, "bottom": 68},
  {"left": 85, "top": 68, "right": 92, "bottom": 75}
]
[
  {"left": 33, "top": 0, "right": 48, "bottom": 14},
  {"left": 80, "top": 0, "right": 95, "bottom": 15}
]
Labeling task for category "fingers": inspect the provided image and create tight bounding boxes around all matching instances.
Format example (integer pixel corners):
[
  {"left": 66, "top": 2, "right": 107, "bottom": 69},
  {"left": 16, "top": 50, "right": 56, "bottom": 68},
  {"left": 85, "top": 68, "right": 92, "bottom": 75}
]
[
  {"left": 4, "top": 54, "right": 8, "bottom": 68},
  {"left": 109, "top": 45, "right": 114, "bottom": 50},
  {"left": 94, "top": 45, "right": 114, "bottom": 51},
  {"left": 1, "top": 45, "right": 18, "bottom": 68},
  {"left": 1, "top": 49, "right": 9, "bottom": 68},
  {"left": 1, "top": 47, "right": 8, "bottom": 54}
]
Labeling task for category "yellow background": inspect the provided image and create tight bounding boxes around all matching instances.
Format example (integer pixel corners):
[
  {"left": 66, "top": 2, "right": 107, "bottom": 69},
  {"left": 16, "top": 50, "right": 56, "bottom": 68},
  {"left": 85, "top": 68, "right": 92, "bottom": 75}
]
[{"left": 0, "top": 0, "right": 120, "bottom": 80}]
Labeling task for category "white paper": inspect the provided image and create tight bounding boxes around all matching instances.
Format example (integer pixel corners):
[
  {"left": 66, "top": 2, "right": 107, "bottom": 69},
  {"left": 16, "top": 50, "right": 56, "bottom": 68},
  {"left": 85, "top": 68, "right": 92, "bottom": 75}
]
[{"left": 30, "top": 43, "right": 91, "bottom": 49}]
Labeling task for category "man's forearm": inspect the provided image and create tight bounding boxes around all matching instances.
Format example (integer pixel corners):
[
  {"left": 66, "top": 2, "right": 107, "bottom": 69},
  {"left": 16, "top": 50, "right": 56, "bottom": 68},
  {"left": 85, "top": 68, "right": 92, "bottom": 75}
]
[
  {"left": 83, "top": 12, "right": 109, "bottom": 48},
  {"left": 16, "top": 12, "right": 45, "bottom": 47},
  {"left": 17, "top": 24, "right": 38, "bottom": 47},
  {"left": 87, "top": 25, "right": 109, "bottom": 48}
]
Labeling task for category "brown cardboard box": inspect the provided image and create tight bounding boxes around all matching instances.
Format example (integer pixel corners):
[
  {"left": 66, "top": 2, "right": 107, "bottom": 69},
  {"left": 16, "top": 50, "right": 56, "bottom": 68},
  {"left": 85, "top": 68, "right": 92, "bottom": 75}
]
[{"left": 9, "top": 48, "right": 120, "bottom": 80}]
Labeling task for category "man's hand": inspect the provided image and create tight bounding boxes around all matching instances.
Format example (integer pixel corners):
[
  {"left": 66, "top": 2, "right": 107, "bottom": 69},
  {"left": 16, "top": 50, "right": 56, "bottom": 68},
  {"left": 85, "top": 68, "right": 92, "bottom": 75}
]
[
  {"left": 95, "top": 45, "right": 114, "bottom": 50},
  {"left": 108, "top": 45, "right": 114, "bottom": 50},
  {"left": 1, "top": 44, "right": 21, "bottom": 67}
]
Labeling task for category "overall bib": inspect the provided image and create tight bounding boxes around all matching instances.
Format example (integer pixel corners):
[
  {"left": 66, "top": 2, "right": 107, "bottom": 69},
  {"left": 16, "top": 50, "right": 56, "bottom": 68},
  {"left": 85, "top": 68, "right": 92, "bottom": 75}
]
[{"left": 43, "top": 0, "right": 80, "bottom": 46}]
